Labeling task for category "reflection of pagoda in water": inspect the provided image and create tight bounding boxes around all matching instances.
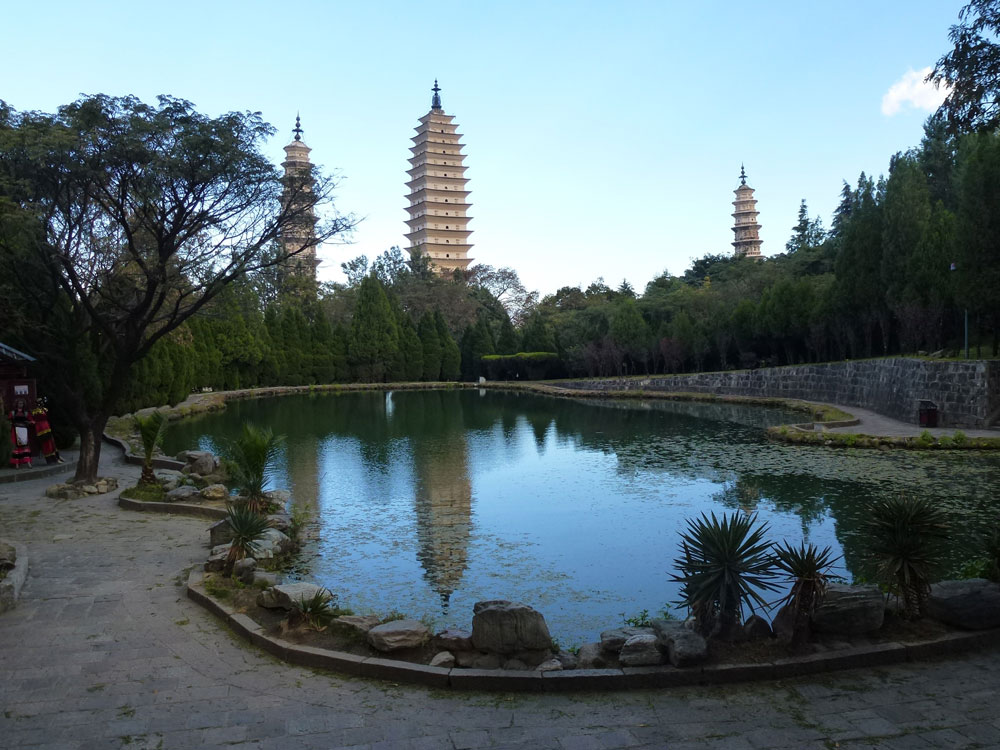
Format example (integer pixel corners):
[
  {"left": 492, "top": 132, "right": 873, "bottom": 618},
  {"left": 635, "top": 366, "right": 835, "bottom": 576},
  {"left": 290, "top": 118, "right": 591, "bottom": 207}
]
[
  {"left": 414, "top": 446, "right": 472, "bottom": 610},
  {"left": 407, "top": 393, "right": 473, "bottom": 610}
]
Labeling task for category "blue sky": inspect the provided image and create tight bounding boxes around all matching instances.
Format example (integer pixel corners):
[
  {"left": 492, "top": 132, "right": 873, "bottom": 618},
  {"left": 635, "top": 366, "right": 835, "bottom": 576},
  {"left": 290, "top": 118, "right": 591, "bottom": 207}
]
[{"left": 1, "top": 1, "right": 965, "bottom": 296}]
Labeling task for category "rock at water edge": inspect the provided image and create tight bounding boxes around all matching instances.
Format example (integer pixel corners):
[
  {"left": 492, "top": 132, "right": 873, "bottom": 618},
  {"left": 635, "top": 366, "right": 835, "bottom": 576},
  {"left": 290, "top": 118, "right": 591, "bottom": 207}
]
[
  {"left": 367, "top": 620, "right": 430, "bottom": 652},
  {"left": 470, "top": 600, "right": 552, "bottom": 654}
]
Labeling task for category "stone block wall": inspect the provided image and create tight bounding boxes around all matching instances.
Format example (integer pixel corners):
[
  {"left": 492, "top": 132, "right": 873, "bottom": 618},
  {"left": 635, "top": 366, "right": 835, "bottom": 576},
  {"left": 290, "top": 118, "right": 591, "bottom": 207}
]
[{"left": 569, "top": 358, "right": 1000, "bottom": 428}]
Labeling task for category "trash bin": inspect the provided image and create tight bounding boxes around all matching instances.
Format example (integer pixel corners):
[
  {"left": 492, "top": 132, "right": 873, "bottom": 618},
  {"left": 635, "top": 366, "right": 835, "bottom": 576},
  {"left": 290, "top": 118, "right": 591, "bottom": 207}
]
[{"left": 918, "top": 400, "right": 938, "bottom": 428}]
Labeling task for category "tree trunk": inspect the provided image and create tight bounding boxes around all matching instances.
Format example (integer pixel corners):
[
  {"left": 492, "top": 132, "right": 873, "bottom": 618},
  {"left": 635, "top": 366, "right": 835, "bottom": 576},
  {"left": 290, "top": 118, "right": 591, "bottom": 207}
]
[{"left": 73, "top": 415, "right": 109, "bottom": 483}]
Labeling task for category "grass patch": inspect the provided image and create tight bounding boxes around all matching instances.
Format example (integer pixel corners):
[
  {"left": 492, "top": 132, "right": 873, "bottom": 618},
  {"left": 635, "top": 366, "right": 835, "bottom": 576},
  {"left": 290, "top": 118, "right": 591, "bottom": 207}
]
[{"left": 119, "top": 484, "right": 166, "bottom": 502}]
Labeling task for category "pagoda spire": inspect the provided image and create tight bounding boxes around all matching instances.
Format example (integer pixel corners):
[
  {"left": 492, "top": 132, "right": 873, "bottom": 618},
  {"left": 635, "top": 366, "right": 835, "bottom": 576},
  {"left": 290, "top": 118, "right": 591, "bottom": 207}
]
[
  {"left": 740, "top": 163, "right": 747, "bottom": 185},
  {"left": 431, "top": 79, "right": 442, "bottom": 110},
  {"left": 293, "top": 113, "right": 303, "bottom": 142}
]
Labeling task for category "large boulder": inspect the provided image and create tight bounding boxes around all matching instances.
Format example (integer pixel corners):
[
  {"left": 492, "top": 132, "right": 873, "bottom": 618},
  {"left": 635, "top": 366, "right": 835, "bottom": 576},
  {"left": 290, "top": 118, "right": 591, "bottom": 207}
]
[
  {"left": 555, "top": 650, "right": 579, "bottom": 670},
  {"left": 335, "top": 614, "right": 381, "bottom": 634},
  {"left": 619, "top": 634, "right": 663, "bottom": 666},
  {"left": 430, "top": 651, "right": 455, "bottom": 668},
  {"left": 743, "top": 614, "right": 773, "bottom": 641},
  {"left": 156, "top": 470, "right": 184, "bottom": 491},
  {"left": 576, "top": 642, "right": 618, "bottom": 669},
  {"left": 927, "top": 579, "right": 1000, "bottom": 630},
  {"left": 652, "top": 619, "right": 707, "bottom": 668},
  {"left": 367, "top": 620, "right": 430, "bottom": 652},
  {"left": 471, "top": 600, "right": 552, "bottom": 654},
  {"left": 232, "top": 558, "right": 256, "bottom": 585},
  {"left": 266, "top": 513, "right": 292, "bottom": 534},
  {"left": 771, "top": 603, "right": 796, "bottom": 642},
  {"left": 811, "top": 584, "right": 885, "bottom": 635},
  {"left": 200, "top": 484, "right": 229, "bottom": 501},
  {"left": 204, "top": 548, "right": 228, "bottom": 573},
  {"left": 208, "top": 519, "right": 234, "bottom": 547},
  {"left": 253, "top": 528, "right": 293, "bottom": 560},
  {"left": 256, "top": 582, "right": 328, "bottom": 610},
  {"left": 434, "top": 628, "right": 474, "bottom": 652},
  {"left": 600, "top": 626, "right": 654, "bottom": 654},
  {"left": 182, "top": 451, "right": 217, "bottom": 476},
  {"left": 165, "top": 486, "right": 201, "bottom": 503}
]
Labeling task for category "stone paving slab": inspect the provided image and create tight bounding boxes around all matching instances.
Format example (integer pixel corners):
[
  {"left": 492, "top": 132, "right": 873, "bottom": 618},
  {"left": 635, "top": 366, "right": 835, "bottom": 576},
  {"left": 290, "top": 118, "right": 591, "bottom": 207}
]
[{"left": 2, "top": 453, "right": 1000, "bottom": 749}]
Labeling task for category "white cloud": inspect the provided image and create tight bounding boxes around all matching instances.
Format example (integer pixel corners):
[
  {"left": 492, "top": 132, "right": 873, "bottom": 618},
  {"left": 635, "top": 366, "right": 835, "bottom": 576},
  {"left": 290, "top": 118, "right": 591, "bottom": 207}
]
[{"left": 881, "top": 67, "right": 950, "bottom": 116}]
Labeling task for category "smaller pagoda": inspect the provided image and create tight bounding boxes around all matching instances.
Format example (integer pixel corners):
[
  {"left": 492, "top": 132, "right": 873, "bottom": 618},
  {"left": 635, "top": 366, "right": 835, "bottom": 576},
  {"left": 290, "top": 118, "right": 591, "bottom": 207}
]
[
  {"left": 732, "top": 165, "right": 763, "bottom": 259},
  {"left": 279, "top": 115, "right": 320, "bottom": 286}
]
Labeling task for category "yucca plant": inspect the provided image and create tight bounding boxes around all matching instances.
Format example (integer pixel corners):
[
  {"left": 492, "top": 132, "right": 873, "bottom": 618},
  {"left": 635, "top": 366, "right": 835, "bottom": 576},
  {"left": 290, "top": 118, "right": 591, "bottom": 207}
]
[
  {"left": 671, "top": 511, "right": 778, "bottom": 639},
  {"left": 225, "top": 422, "right": 284, "bottom": 514},
  {"left": 772, "top": 541, "right": 838, "bottom": 645},
  {"left": 224, "top": 503, "right": 273, "bottom": 575},
  {"left": 865, "top": 495, "right": 948, "bottom": 618},
  {"left": 134, "top": 411, "right": 167, "bottom": 487},
  {"left": 291, "top": 589, "right": 336, "bottom": 631}
]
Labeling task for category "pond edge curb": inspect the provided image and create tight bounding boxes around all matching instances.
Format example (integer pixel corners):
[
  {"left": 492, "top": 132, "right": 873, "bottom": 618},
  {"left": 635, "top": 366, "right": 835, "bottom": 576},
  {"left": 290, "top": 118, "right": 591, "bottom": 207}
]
[
  {"left": 184, "top": 569, "right": 1000, "bottom": 692},
  {"left": 117, "top": 492, "right": 227, "bottom": 520}
]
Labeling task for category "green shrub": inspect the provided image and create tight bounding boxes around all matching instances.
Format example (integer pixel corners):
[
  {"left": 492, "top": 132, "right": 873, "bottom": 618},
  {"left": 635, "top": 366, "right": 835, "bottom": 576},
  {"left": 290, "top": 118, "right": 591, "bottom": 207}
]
[
  {"left": 952, "top": 430, "right": 967, "bottom": 447},
  {"left": 865, "top": 496, "right": 948, "bottom": 618},
  {"left": 119, "top": 484, "right": 166, "bottom": 502},
  {"left": 671, "top": 511, "right": 777, "bottom": 639},
  {"left": 917, "top": 430, "right": 935, "bottom": 448}
]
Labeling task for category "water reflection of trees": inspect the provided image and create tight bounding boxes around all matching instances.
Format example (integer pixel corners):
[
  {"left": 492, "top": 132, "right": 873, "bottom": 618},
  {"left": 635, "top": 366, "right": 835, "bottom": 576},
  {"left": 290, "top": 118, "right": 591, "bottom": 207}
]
[{"left": 166, "top": 390, "right": 1000, "bottom": 586}]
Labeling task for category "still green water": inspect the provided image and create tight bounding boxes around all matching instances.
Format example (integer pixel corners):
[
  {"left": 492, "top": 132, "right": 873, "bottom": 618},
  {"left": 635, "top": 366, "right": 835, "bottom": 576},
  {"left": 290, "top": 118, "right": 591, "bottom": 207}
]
[{"left": 163, "top": 389, "right": 1000, "bottom": 644}]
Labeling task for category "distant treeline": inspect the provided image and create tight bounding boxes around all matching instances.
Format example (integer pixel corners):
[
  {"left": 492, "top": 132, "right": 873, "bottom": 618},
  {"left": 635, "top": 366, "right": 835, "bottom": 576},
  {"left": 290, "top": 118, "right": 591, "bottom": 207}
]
[{"left": 119, "top": 116, "right": 1000, "bottom": 412}]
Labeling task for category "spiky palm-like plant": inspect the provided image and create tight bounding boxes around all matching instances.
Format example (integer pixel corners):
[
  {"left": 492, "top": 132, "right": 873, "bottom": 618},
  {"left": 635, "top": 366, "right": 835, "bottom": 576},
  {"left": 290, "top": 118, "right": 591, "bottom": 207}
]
[
  {"left": 671, "top": 511, "right": 778, "bottom": 639},
  {"left": 225, "top": 422, "right": 284, "bottom": 514},
  {"left": 772, "top": 541, "right": 838, "bottom": 645},
  {"left": 865, "top": 495, "right": 948, "bottom": 618},
  {"left": 134, "top": 411, "right": 167, "bottom": 486},
  {"left": 224, "top": 503, "right": 273, "bottom": 575},
  {"left": 291, "top": 589, "right": 336, "bottom": 631}
]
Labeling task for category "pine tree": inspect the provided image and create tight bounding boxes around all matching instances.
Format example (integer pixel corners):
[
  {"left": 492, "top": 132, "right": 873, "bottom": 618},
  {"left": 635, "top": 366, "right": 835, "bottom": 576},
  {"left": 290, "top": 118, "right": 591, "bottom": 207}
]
[
  {"left": 349, "top": 273, "right": 401, "bottom": 382},
  {"left": 418, "top": 313, "right": 442, "bottom": 381},
  {"left": 520, "top": 314, "right": 556, "bottom": 352},
  {"left": 496, "top": 314, "right": 519, "bottom": 354},
  {"left": 434, "top": 310, "right": 461, "bottom": 381},
  {"left": 398, "top": 316, "right": 425, "bottom": 382}
]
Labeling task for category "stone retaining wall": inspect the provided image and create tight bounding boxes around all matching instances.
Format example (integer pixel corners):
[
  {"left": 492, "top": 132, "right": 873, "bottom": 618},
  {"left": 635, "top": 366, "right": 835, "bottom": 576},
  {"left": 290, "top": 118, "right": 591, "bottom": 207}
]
[{"left": 568, "top": 358, "right": 1000, "bottom": 428}]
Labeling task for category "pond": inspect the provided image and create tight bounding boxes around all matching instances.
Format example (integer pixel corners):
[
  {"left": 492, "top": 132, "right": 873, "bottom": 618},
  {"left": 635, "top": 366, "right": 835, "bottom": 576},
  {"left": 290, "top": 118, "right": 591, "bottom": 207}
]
[{"left": 162, "top": 389, "right": 1000, "bottom": 644}]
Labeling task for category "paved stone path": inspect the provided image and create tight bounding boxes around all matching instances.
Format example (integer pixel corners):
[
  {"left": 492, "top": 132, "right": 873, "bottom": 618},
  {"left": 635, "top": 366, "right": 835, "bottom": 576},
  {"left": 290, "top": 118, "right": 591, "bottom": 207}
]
[
  {"left": 2, "top": 453, "right": 1000, "bottom": 750},
  {"left": 816, "top": 405, "right": 998, "bottom": 438}
]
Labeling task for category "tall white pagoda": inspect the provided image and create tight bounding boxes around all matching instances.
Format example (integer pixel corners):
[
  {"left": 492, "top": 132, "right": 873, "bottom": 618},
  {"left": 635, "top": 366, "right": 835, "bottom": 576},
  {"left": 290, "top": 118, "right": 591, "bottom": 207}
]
[
  {"left": 279, "top": 115, "right": 320, "bottom": 285},
  {"left": 405, "top": 81, "right": 474, "bottom": 274},
  {"left": 732, "top": 165, "right": 763, "bottom": 259}
]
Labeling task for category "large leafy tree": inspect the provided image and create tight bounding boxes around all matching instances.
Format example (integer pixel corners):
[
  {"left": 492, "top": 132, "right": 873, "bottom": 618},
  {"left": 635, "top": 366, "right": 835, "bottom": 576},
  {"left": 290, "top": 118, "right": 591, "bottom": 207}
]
[
  {"left": 929, "top": 0, "right": 1000, "bottom": 134},
  {"left": 0, "top": 95, "right": 353, "bottom": 481}
]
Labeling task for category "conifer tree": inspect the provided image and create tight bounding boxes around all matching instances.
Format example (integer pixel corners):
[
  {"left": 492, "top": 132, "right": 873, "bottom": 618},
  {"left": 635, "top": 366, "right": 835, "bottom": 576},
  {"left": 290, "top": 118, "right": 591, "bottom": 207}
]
[
  {"left": 418, "top": 313, "right": 442, "bottom": 381},
  {"left": 399, "top": 316, "right": 425, "bottom": 382},
  {"left": 349, "top": 273, "right": 401, "bottom": 382},
  {"left": 434, "top": 310, "right": 461, "bottom": 381},
  {"left": 496, "top": 314, "right": 519, "bottom": 354}
]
